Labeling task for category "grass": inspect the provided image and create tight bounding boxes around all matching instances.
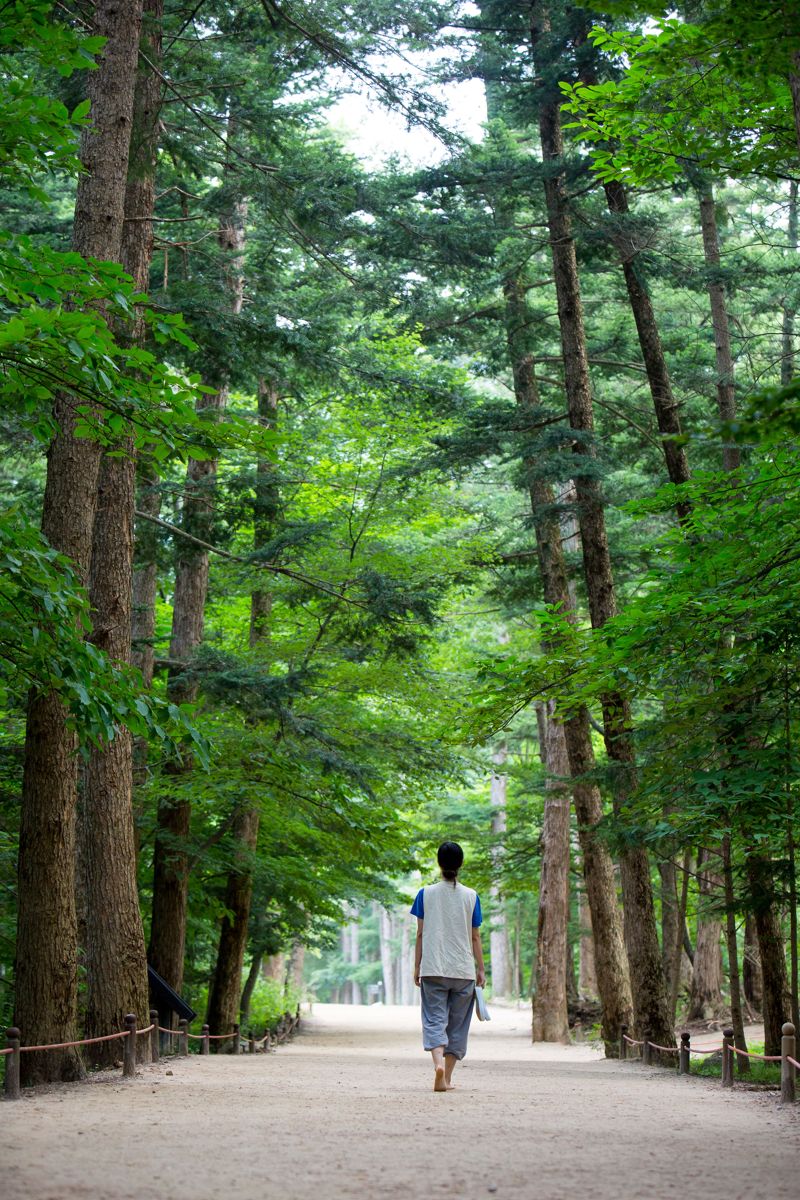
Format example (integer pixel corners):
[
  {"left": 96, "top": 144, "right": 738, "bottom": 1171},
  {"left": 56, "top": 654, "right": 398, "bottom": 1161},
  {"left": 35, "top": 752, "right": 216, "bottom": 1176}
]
[{"left": 691, "top": 1042, "right": 781, "bottom": 1085}]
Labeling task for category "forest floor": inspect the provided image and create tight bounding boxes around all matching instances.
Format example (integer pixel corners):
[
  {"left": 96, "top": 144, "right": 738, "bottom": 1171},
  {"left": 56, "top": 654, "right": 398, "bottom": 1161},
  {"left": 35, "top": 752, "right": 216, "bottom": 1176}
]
[{"left": 5, "top": 1002, "right": 799, "bottom": 1200}]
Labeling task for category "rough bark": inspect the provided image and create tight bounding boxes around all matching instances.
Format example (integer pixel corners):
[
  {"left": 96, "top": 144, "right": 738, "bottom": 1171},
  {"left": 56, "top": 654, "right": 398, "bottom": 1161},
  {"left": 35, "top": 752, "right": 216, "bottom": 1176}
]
[
  {"left": 82, "top": 0, "right": 163, "bottom": 1068},
  {"left": 503, "top": 275, "right": 632, "bottom": 1052},
  {"left": 489, "top": 742, "right": 511, "bottom": 998},
  {"left": 148, "top": 180, "right": 246, "bottom": 995},
  {"left": 531, "top": 4, "right": 672, "bottom": 1050},
  {"left": 742, "top": 912, "right": 763, "bottom": 1015},
  {"left": 781, "top": 181, "right": 798, "bottom": 387},
  {"left": 698, "top": 186, "right": 740, "bottom": 472},
  {"left": 687, "top": 851, "right": 725, "bottom": 1022},
  {"left": 578, "top": 888, "right": 598, "bottom": 999},
  {"left": 659, "top": 856, "right": 679, "bottom": 996},
  {"left": 14, "top": 0, "right": 144, "bottom": 1085},
  {"left": 745, "top": 852, "right": 791, "bottom": 1056},
  {"left": 722, "top": 833, "right": 749, "bottom": 1072},
  {"left": 790, "top": 51, "right": 800, "bottom": 156},
  {"left": 206, "top": 805, "right": 260, "bottom": 1041},
  {"left": 532, "top": 703, "right": 571, "bottom": 1043}
]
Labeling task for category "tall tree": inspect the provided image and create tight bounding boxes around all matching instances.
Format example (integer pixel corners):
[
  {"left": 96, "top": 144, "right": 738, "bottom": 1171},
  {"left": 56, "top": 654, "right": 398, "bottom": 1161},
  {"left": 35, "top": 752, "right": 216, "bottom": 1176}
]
[{"left": 14, "top": 0, "right": 144, "bottom": 1084}]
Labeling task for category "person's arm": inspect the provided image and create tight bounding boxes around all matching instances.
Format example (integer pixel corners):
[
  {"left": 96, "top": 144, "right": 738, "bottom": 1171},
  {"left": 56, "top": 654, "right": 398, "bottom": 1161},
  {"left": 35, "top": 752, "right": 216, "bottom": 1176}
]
[
  {"left": 472, "top": 927, "right": 486, "bottom": 988},
  {"left": 414, "top": 917, "right": 423, "bottom": 987}
]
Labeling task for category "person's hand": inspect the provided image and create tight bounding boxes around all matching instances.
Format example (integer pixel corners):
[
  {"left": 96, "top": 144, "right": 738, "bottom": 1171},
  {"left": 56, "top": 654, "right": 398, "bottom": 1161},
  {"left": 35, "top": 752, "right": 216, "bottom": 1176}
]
[
  {"left": 476, "top": 969, "right": 486, "bottom": 988},
  {"left": 414, "top": 972, "right": 420, "bottom": 988}
]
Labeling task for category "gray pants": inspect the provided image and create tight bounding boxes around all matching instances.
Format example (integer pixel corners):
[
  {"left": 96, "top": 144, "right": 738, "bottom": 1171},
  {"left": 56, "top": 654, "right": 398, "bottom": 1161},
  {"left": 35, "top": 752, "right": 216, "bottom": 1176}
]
[{"left": 420, "top": 976, "right": 475, "bottom": 1061}]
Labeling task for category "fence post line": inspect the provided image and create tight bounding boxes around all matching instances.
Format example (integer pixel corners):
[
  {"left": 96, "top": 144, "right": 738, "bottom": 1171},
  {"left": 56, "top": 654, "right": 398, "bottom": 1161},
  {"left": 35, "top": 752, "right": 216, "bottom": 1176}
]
[
  {"left": 3, "top": 1027, "right": 21, "bottom": 1100},
  {"left": 179, "top": 1019, "right": 188, "bottom": 1056},
  {"left": 249, "top": 1030, "right": 255, "bottom": 1055},
  {"left": 233, "top": 1023, "right": 240, "bottom": 1055},
  {"left": 781, "top": 1022, "right": 796, "bottom": 1103},
  {"left": 642, "top": 1034, "right": 652, "bottom": 1067},
  {"left": 150, "top": 1010, "right": 159, "bottom": 1064},
  {"left": 679, "top": 1031, "right": 690, "bottom": 1075},
  {"left": 619, "top": 1024, "right": 628, "bottom": 1060},
  {"left": 201, "top": 1024, "right": 210, "bottom": 1055},
  {"left": 722, "top": 1027, "right": 734, "bottom": 1087},
  {"left": 123, "top": 1014, "right": 137, "bottom": 1079}
]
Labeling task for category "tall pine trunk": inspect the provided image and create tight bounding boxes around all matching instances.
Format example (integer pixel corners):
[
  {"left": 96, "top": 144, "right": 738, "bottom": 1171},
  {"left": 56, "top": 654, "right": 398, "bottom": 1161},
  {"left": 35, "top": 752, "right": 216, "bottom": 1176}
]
[
  {"left": 206, "top": 381, "right": 275, "bottom": 1035},
  {"left": 781, "top": 181, "right": 797, "bottom": 386},
  {"left": 82, "top": 0, "right": 163, "bottom": 1068},
  {"left": 503, "top": 276, "right": 632, "bottom": 1053},
  {"left": 532, "top": 703, "right": 571, "bottom": 1042},
  {"left": 745, "top": 852, "right": 791, "bottom": 1056},
  {"left": 687, "top": 851, "right": 724, "bottom": 1022},
  {"left": 531, "top": 3, "right": 673, "bottom": 1051},
  {"left": 489, "top": 743, "right": 511, "bottom": 997},
  {"left": 698, "top": 186, "right": 740, "bottom": 472},
  {"left": 148, "top": 175, "right": 246, "bottom": 995},
  {"left": 14, "top": 0, "right": 144, "bottom": 1085}
]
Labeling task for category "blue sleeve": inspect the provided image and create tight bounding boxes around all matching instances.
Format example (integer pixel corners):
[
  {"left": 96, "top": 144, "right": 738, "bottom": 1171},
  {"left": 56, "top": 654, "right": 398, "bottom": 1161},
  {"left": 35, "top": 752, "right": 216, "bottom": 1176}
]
[
  {"left": 472, "top": 894, "right": 482, "bottom": 928},
  {"left": 410, "top": 888, "right": 424, "bottom": 919}
]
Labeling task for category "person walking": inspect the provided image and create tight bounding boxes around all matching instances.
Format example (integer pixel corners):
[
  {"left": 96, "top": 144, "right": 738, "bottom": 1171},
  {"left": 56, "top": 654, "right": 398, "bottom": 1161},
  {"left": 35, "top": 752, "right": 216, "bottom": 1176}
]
[{"left": 411, "top": 840, "right": 485, "bottom": 1092}]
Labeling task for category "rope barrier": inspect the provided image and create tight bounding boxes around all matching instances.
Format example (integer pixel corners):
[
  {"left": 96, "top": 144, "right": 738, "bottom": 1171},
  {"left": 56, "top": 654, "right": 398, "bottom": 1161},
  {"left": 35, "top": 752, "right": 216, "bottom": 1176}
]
[
  {"left": 623, "top": 1035, "right": 644, "bottom": 1047},
  {"left": 647, "top": 1042, "right": 679, "bottom": 1053},
  {"left": 0, "top": 1047, "right": 12, "bottom": 1055},
  {"left": 687, "top": 1045, "right": 724, "bottom": 1055},
  {"left": 19, "top": 1030, "right": 128, "bottom": 1052},
  {"left": 158, "top": 1026, "right": 181, "bottom": 1035},
  {"left": 136, "top": 1024, "right": 155, "bottom": 1037},
  {"left": 205, "top": 1032, "right": 237, "bottom": 1040},
  {"left": 788, "top": 1056, "right": 800, "bottom": 1071},
  {"left": 729, "top": 1045, "right": 781, "bottom": 1062}
]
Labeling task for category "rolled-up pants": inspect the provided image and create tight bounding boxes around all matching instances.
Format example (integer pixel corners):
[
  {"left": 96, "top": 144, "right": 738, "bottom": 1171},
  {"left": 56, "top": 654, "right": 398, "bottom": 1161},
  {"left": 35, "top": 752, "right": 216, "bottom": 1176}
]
[{"left": 420, "top": 976, "right": 475, "bottom": 1061}]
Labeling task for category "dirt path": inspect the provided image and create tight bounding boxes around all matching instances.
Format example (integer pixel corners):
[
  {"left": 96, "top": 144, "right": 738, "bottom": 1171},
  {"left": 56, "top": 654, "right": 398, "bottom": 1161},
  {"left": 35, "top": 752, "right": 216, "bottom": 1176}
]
[{"left": 5, "top": 1003, "right": 799, "bottom": 1200}]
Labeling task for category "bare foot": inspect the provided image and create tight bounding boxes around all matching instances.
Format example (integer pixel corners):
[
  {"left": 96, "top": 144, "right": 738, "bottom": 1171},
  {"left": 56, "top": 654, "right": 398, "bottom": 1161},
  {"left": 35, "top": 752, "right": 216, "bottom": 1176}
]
[
  {"left": 445, "top": 1081, "right": 456, "bottom": 1091},
  {"left": 434, "top": 1066, "right": 447, "bottom": 1092}
]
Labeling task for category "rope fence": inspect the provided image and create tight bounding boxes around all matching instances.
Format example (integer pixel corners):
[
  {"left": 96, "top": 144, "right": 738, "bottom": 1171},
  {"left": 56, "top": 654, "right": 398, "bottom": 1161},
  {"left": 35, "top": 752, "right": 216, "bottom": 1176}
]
[
  {"left": 618, "top": 1022, "right": 797, "bottom": 1105},
  {"left": 2, "top": 1005, "right": 301, "bottom": 1101}
]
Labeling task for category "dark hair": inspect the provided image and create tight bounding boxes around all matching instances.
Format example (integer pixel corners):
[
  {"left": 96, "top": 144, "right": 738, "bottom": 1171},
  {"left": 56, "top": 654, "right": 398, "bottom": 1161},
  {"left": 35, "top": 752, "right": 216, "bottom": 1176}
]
[{"left": 437, "top": 841, "right": 464, "bottom": 883}]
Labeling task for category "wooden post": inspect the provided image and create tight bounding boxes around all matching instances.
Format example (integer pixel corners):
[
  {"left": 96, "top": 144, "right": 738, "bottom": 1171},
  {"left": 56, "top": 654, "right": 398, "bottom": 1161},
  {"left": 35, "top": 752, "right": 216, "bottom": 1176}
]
[
  {"left": 722, "top": 1027, "right": 734, "bottom": 1087},
  {"left": 781, "top": 1021, "right": 796, "bottom": 1103},
  {"left": 233, "top": 1023, "right": 240, "bottom": 1055},
  {"left": 149, "top": 1010, "right": 159, "bottom": 1063},
  {"left": 248, "top": 1030, "right": 255, "bottom": 1055},
  {"left": 123, "top": 1014, "right": 137, "bottom": 1079},
  {"left": 265, "top": 1031, "right": 271, "bottom": 1053},
  {"left": 179, "top": 1018, "right": 188, "bottom": 1056},
  {"left": 642, "top": 1034, "right": 652, "bottom": 1066},
  {"left": 619, "top": 1024, "right": 627, "bottom": 1060},
  {"left": 3, "top": 1027, "right": 21, "bottom": 1100},
  {"left": 679, "top": 1031, "right": 691, "bottom": 1075},
  {"left": 201, "top": 1023, "right": 210, "bottom": 1055}
]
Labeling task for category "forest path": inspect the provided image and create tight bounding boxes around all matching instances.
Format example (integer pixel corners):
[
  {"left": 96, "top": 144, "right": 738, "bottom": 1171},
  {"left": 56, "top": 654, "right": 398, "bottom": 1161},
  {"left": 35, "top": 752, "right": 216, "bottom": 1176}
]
[{"left": 5, "top": 1002, "right": 800, "bottom": 1200}]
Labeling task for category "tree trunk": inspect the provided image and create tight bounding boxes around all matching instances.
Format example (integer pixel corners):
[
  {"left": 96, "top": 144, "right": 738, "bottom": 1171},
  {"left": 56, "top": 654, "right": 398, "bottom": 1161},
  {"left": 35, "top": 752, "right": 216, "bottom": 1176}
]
[
  {"left": 378, "top": 907, "right": 395, "bottom": 1006},
  {"left": 789, "top": 51, "right": 800, "bottom": 157},
  {"left": 148, "top": 179, "right": 246, "bottom": 996},
  {"left": 532, "top": 702, "right": 571, "bottom": 1042},
  {"left": 531, "top": 4, "right": 672, "bottom": 1051},
  {"left": 698, "top": 186, "right": 740, "bottom": 472},
  {"left": 205, "top": 805, "right": 260, "bottom": 1041},
  {"left": 578, "top": 888, "right": 598, "bottom": 999},
  {"left": 781, "top": 181, "right": 798, "bottom": 386},
  {"left": 745, "top": 852, "right": 791, "bottom": 1056},
  {"left": 659, "top": 856, "right": 679, "bottom": 998},
  {"left": 263, "top": 953, "right": 285, "bottom": 981},
  {"left": 602, "top": 188, "right": 691, "bottom": 516},
  {"left": 742, "top": 912, "right": 763, "bottom": 1016},
  {"left": 722, "top": 833, "right": 749, "bottom": 1071},
  {"left": 400, "top": 915, "right": 413, "bottom": 1004},
  {"left": 687, "top": 851, "right": 725, "bottom": 1022},
  {"left": 14, "top": 0, "right": 144, "bottom": 1085},
  {"left": 503, "top": 274, "right": 632, "bottom": 1053},
  {"left": 489, "top": 743, "right": 511, "bottom": 997},
  {"left": 82, "top": 0, "right": 163, "bottom": 1068},
  {"left": 240, "top": 949, "right": 263, "bottom": 1030}
]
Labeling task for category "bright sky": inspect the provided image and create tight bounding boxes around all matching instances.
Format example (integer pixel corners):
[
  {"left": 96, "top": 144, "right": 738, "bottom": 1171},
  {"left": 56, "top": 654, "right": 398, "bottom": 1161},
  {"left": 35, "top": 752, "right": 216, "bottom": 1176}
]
[{"left": 326, "top": 69, "right": 487, "bottom": 169}]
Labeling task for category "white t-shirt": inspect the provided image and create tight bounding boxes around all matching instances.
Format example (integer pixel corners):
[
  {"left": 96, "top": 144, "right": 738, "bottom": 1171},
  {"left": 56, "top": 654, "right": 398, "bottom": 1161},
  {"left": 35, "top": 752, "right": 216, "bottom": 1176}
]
[{"left": 411, "top": 880, "right": 481, "bottom": 979}]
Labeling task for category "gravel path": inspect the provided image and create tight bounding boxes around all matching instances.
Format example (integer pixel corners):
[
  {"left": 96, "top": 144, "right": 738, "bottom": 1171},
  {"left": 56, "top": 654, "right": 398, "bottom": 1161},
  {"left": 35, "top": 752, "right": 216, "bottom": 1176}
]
[{"left": 5, "top": 1002, "right": 799, "bottom": 1200}]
